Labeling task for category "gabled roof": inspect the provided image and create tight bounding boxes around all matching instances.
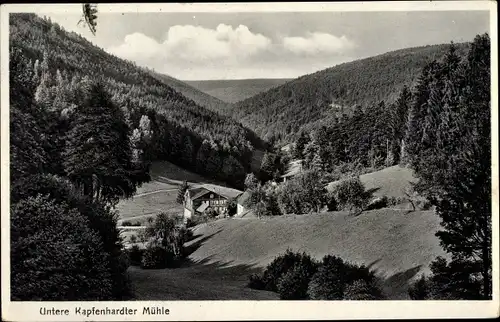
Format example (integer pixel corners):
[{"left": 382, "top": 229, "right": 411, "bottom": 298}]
[
  {"left": 188, "top": 184, "right": 243, "bottom": 201},
  {"left": 237, "top": 190, "right": 251, "bottom": 205},
  {"left": 202, "top": 184, "right": 243, "bottom": 199},
  {"left": 190, "top": 188, "right": 211, "bottom": 201}
]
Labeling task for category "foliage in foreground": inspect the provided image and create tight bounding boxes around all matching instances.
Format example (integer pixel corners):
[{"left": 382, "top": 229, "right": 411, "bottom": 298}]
[
  {"left": 248, "top": 250, "right": 383, "bottom": 300},
  {"left": 307, "top": 255, "right": 382, "bottom": 300},
  {"left": 9, "top": 44, "right": 140, "bottom": 300},
  {"left": 138, "top": 213, "right": 192, "bottom": 269},
  {"left": 11, "top": 195, "right": 113, "bottom": 300},
  {"left": 11, "top": 174, "right": 131, "bottom": 299}
]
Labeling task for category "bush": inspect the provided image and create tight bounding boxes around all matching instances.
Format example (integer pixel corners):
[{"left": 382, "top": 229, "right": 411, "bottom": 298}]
[
  {"left": 205, "top": 208, "right": 218, "bottom": 218},
  {"left": 277, "top": 170, "right": 326, "bottom": 215},
  {"left": 325, "top": 190, "right": 338, "bottom": 211},
  {"left": 307, "top": 255, "right": 378, "bottom": 300},
  {"left": 365, "top": 196, "right": 389, "bottom": 211},
  {"left": 11, "top": 195, "right": 113, "bottom": 300},
  {"left": 11, "top": 174, "right": 130, "bottom": 299},
  {"left": 307, "top": 255, "right": 347, "bottom": 300},
  {"left": 127, "top": 245, "right": 143, "bottom": 266},
  {"left": 344, "top": 279, "right": 384, "bottom": 300},
  {"left": 386, "top": 196, "right": 407, "bottom": 206},
  {"left": 277, "top": 262, "right": 318, "bottom": 300},
  {"left": 329, "top": 176, "right": 372, "bottom": 213},
  {"left": 182, "top": 226, "right": 194, "bottom": 242},
  {"left": 144, "top": 213, "right": 189, "bottom": 259},
  {"left": 141, "top": 245, "right": 176, "bottom": 269},
  {"left": 248, "top": 249, "right": 318, "bottom": 292},
  {"left": 248, "top": 273, "right": 266, "bottom": 290},
  {"left": 408, "top": 275, "right": 430, "bottom": 300},
  {"left": 416, "top": 199, "right": 433, "bottom": 210}
]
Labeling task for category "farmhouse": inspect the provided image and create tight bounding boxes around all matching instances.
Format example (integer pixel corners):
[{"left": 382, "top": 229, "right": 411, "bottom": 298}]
[{"left": 183, "top": 184, "right": 243, "bottom": 221}]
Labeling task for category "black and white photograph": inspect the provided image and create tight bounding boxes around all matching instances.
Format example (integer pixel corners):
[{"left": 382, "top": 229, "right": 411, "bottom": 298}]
[{"left": 1, "top": 2, "right": 498, "bottom": 321}]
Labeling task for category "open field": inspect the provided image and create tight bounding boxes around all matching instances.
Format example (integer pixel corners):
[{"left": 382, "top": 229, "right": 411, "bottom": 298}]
[
  {"left": 128, "top": 260, "right": 278, "bottom": 300},
  {"left": 116, "top": 190, "right": 182, "bottom": 221},
  {"left": 126, "top": 165, "right": 443, "bottom": 300},
  {"left": 358, "top": 165, "right": 418, "bottom": 198},
  {"left": 327, "top": 165, "right": 418, "bottom": 200},
  {"left": 129, "top": 207, "right": 446, "bottom": 300}
]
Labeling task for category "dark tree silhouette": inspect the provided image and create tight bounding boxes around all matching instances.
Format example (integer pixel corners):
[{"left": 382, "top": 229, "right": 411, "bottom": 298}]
[{"left": 406, "top": 36, "right": 492, "bottom": 300}]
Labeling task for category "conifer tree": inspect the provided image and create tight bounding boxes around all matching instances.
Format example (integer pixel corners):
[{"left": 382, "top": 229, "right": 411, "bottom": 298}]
[
  {"left": 10, "top": 47, "right": 48, "bottom": 180},
  {"left": 388, "top": 86, "right": 412, "bottom": 164},
  {"left": 406, "top": 36, "right": 492, "bottom": 299},
  {"left": 293, "top": 131, "right": 310, "bottom": 160},
  {"left": 64, "top": 81, "right": 149, "bottom": 205},
  {"left": 34, "top": 70, "right": 52, "bottom": 108},
  {"left": 176, "top": 181, "right": 189, "bottom": 205}
]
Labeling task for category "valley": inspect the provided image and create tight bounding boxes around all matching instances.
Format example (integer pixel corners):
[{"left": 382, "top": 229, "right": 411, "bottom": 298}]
[
  {"left": 8, "top": 7, "right": 492, "bottom": 307},
  {"left": 118, "top": 161, "right": 444, "bottom": 300},
  {"left": 185, "top": 78, "right": 292, "bottom": 104}
]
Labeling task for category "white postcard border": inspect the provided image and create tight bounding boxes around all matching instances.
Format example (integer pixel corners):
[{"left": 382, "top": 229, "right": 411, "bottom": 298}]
[{"left": 1, "top": 2, "right": 498, "bottom": 321}]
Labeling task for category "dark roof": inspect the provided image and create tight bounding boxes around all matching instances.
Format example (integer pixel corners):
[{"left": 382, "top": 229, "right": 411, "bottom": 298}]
[
  {"left": 190, "top": 188, "right": 211, "bottom": 200},
  {"left": 237, "top": 190, "right": 251, "bottom": 205},
  {"left": 188, "top": 184, "right": 243, "bottom": 201}
]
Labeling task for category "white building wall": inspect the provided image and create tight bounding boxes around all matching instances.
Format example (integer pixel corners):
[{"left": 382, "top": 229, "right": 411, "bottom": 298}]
[
  {"left": 183, "top": 208, "right": 192, "bottom": 222},
  {"left": 236, "top": 203, "right": 245, "bottom": 216}
]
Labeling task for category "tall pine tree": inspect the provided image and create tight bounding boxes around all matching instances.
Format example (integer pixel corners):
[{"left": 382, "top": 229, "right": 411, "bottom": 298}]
[
  {"left": 64, "top": 81, "right": 149, "bottom": 205},
  {"left": 406, "top": 35, "right": 492, "bottom": 299}
]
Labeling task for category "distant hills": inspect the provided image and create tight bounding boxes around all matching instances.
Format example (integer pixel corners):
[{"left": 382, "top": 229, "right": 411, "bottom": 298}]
[
  {"left": 229, "top": 43, "right": 469, "bottom": 142},
  {"left": 185, "top": 78, "right": 292, "bottom": 104},
  {"left": 147, "top": 71, "right": 231, "bottom": 114}
]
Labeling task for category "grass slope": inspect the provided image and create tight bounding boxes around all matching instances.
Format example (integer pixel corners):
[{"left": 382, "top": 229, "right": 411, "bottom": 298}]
[
  {"left": 185, "top": 78, "right": 292, "bottom": 104},
  {"left": 128, "top": 262, "right": 278, "bottom": 300},
  {"left": 127, "top": 165, "right": 443, "bottom": 300},
  {"left": 186, "top": 209, "right": 446, "bottom": 299},
  {"left": 327, "top": 165, "right": 418, "bottom": 199},
  {"left": 359, "top": 165, "right": 418, "bottom": 198}
]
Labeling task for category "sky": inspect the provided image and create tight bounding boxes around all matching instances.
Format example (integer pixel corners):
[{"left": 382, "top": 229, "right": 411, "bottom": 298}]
[{"left": 45, "top": 10, "right": 490, "bottom": 80}]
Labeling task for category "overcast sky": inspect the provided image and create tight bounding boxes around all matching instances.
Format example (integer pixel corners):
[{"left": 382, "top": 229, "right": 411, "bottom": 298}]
[{"left": 45, "top": 11, "right": 489, "bottom": 80}]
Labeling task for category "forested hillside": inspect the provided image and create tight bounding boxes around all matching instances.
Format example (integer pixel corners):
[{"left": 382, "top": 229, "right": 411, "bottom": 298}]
[
  {"left": 10, "top": 13, "right": 265, "bottom": 187},
  {"left": 231, "top": 43, "right": 469, "bottom": 143},
  {"left": 185, "top": 78, "right": 292, "bottom": 104},
  {"left": 146, "top": 70, "right": 232, "bottom": 114},
  {"left": 238, "top": 34, "right": 491, "bottom": 301}
]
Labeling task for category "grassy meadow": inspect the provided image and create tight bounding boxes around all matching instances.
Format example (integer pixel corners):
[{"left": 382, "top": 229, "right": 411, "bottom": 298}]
[{"left": 121, "top": 163, "right": 445, "bottom": 300}]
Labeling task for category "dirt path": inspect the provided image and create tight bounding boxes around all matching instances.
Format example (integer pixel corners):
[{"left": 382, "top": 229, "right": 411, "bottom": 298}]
[
  {"left": 133, "top": 189, "right": 177, "bottom": 198},
  {"left": 134, "top": 182, "right": 204, "bottom": 198}
]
